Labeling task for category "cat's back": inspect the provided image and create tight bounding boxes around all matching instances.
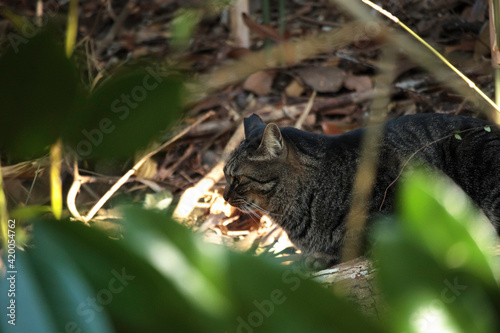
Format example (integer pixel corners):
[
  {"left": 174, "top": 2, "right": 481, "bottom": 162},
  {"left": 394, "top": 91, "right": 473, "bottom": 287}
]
[
  {"left": 385, "top": 113, "right": 492, "bottom": 143},
  {"left": 382, "top": 114, "right": 500, "bottom": 216},
  {"left": 280, "top": 124, "right": 365, "bottom": 161},
  {"left": 380, "top": 113, "right": 496, "bottom": 160}
]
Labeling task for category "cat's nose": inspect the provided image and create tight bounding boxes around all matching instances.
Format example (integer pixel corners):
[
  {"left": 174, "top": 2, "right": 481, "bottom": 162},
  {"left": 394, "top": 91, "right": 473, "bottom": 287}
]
[{"left": 223, "top": 186, "right": 229, "bottom": 202}]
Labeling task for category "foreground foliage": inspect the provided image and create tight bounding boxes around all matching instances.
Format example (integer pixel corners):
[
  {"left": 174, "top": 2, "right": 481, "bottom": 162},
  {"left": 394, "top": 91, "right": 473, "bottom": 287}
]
[{"left": 1, "top": 170, "right": 499, "bottom": 333}]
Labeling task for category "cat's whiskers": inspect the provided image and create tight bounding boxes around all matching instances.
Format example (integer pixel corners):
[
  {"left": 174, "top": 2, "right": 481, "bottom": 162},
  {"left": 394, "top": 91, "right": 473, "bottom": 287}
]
[
  {"left": 241, "top": 205, "right": 260, "bottom": 223},
  {"left": 244, "top": 200, "right": 283, "bottom": 217}
]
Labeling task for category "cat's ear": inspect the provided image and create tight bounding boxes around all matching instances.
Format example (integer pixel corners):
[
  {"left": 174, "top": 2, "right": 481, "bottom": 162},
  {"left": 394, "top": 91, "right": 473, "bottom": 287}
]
[
  {"left": 258, "top": 123, "right": 283, "bottom": 157},
  {"left": 244, "top": 114, "right": 264, "bottom": 139}
]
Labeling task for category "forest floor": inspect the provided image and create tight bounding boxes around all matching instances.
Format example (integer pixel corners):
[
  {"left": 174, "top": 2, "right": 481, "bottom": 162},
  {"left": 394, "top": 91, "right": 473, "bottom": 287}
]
[{"left": 0, "top": 0, "right": 495, "bottom": 263}]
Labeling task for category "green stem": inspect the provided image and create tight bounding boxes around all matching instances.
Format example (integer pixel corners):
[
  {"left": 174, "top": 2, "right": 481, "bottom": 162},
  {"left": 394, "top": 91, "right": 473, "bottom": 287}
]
[
  {"left": 279, "top": 0, "right": 285, "bottom": 36},
  {"left": 0, "top": 162, "right": 8, "bottom": 248},
  {"left": 361, "top": 0, "right": 500, "bottom": 116},
  {"left": 262, "top": 0, "right": 270, "bottom": 24},
  {"left": 65, "top": 0, "right": 79, "bottom": 57}
]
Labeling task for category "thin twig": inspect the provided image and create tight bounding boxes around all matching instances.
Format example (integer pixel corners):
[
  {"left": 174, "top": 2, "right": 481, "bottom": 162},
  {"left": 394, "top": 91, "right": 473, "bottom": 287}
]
[
  {"left": 82, "top": 111, "right": 215, "bottom": 222},
  {"left": 36, "top": 0, "right": 43, "bottom": 26},
  {"left": 173, "top": 121, "right": 244, "bottom": 220},
  {"left": 189, "top": 21, "right": 379, "bottom": 104},
  {"left": 379, "top": 126, "right": 486, "bottom": 210},
  {"left": 105, "top": 0, "right": 118, "bottom": 20},
  {"left": 294, "top": 90, "right": 317, "bottom": 129},
  {"left": 298, "top": 16, "right": 342, "bottom": 27},
  {"left": 96, "top": 0, "right": 137, "bottom": 55},
  {"left": 359, "top": 0, "right": 500, "bottom": 121},
  {"left": 25, "top": 161, "right": 42, "bottom": 206},
  {"left": 157, "top": 144, "right": 196, "bottom": 179},
  {"left": 67, "top": 160, "right": 88, "bottom": 223}
]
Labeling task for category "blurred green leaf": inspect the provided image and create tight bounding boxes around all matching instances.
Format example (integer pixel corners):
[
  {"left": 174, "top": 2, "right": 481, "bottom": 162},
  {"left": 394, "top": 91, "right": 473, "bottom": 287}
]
[
  {"left": 1, "top": 246, "right": 113, "bottom": 333},
  {"left": 10, "top": 205, "right": 52, "bottom": 221},
  {"left": 224, "top": 251, "right": 383, "bottom": 333},
  {"left": 0, "top": 23, "right": 183, "bottom": 161},
  {"left": 0, "top": 6, "right": 31, "bottom": 32},
  {"left": 1, "top": 253, "right": 58, "bottom": 333},
  {"left": 0, "top": 26, "right": 82, "bottom": 159},
  {"left": 122, "top": 207, "right": 384, "bottom": 333},
  {"left": 171, "top": 9, "right": 202, "bottom": 52},
  {"left": 122, "top": 207, "right": 232, "bottom": 320},
  {"left": 6, "top": 207, "right": 384, "bottom": 332},
  {"left": 374, "top": 170, "right": 500, "bottom": 333},
  {"left": 401, "top": 171, "right": 499, "bottom": 283},
  {"left": 26, "top": 217, "right": 219, "bottom": 333},
  {"left": 66, "top": 66, "right": 183, "bottom": 158}
]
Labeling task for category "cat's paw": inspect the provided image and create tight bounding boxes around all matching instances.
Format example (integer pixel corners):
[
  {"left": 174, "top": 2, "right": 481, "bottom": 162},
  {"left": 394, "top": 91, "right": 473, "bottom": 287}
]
[{"left": 302, "top": 252, "right": 338, "bottom": 271}]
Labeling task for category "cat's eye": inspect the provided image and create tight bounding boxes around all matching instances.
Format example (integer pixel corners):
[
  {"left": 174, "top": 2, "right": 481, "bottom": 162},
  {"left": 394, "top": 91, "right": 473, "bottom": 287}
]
[{"left": 233, "top": 177, "right": 240, "bottom": 187}]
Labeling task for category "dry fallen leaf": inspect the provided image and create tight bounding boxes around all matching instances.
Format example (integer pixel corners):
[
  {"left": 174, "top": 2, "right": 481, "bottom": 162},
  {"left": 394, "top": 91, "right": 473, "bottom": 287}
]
[
  {"left": 473, "top": 23, "right": 490, "bottom": 60},
  {"left": 304, "top": 114, "right": 316, "bottom": 127},
  {"left": 243, "top": 70, "right": 275, "bottom": 96},
  {"left": 444, "top": 40, "right": 476, "bottom": 54},
  {"left": 295, "top": 67, "right": 345, "bottom": 93},
  {"left": 227, "top": 47, "right": 252, "bottom": 59},
  {"left": 321, "top": 105, "right": 358, "bottom": 116},
  {"left": 242, "top": 13, "right": 283, "bottom": 42},
  {"left": 344, "top": 74, "right": 372, "bottom": 92},
  {"left": 285, "top": 79, "right": 305, "bottom": 97},
  {"left": 321, "top": 120, "right": 344, "bottom": 135},
  {"left": 210, "top": 193, "right": 235, "bottom": 217},
  {"left": 136, "top": 157, "right": 158, "bottom": 179}
]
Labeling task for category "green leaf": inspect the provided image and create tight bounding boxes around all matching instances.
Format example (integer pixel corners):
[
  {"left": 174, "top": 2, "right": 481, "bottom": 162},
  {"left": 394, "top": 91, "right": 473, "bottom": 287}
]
[
  {"left": 0, "top": 26, "right": 82, "bottom": 159},
  {"left": 1, "top": 244, "right": 113, "bottom": 333},
  {"left": 122, "top": 207, "right": 232, "bottom": 321},
  {"left": 120, "top": 207, "right": 384, "bottom": 333},
  {"left": 484, "top": 126, "right": 491, "bottom": 132},
  {"left": 454, "top": 133, "right": 462, "bottom": 140},
  {"left": 26, "top": 220, "right": 217, "bottom": 332},
  {"left": 1, "top": 253, "right": 57, "bottom": 333},
  {"left": 373, "top": 170, "right": 500, "bottom": 333},
  {"left": 66, "top": 65, "right": 183, "bottom": 158},
  {"left": 10, "top": 207, "right": 384, "bottom": 332},
  {"left": 171, "top": 9, "right": 202, "bottom": 52},
  {"left": 400, "top": 171, "right": 498, "bottom": 281},
  {"left": 224, "top": 252, "right": 383, "bottom": 333}
]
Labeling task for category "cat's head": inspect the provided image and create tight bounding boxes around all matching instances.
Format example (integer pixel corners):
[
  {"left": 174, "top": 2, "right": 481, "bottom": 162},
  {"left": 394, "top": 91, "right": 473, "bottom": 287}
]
[{"left": 223, "top": 114, "right": 292, "bottom": 215}]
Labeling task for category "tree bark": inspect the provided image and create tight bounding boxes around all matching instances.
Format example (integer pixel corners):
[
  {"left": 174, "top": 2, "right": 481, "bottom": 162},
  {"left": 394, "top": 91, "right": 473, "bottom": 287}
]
[{"left": 311, "top": 258, "right": 386, "bottom": 319}]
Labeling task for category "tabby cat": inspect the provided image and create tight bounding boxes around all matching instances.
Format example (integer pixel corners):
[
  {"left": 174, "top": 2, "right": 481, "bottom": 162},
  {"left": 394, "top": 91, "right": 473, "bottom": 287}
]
[{"left": 223, "top": 113, "right": 500, "bottom": 270}]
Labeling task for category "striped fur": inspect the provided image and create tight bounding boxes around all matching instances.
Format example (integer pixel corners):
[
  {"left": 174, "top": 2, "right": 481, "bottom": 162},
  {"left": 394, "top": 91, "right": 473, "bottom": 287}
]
[{"left": 224, "top": 113, "right": 500, "bottom": 270}]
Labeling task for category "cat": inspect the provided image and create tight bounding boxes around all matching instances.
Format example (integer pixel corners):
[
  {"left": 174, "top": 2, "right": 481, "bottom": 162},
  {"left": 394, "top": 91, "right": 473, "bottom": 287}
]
[{"left": 223, "top": 113, "right": 500, "bottom": 270}]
